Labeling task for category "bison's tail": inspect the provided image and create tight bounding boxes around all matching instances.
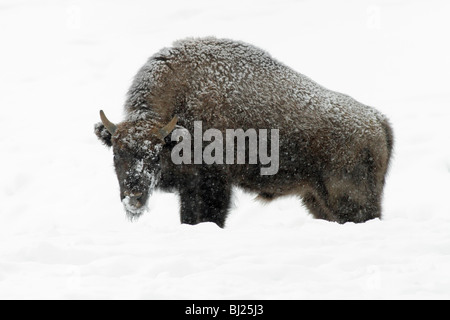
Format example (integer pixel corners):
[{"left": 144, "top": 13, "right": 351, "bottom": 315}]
[{"left": 378, "top": 114, "right": 394, "bottom": 172}]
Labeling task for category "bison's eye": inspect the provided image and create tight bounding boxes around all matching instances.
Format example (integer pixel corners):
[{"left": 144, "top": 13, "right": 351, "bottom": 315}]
[
  {"left": 114, "top": 153, "right": 124, "bottom": 164},
  {"left": 114, "top": 150, "right": 128, "bottom": 160}
]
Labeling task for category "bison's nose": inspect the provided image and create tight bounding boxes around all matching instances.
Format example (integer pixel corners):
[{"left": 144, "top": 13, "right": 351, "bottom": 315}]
[{"left": 124, "top": 192, "right": 144, "bottom": 208}]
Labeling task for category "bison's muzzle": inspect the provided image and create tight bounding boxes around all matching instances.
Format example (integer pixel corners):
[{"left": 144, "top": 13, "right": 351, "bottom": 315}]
[{"left": 122, "top": 191, "right": 148, "bottom": 219}]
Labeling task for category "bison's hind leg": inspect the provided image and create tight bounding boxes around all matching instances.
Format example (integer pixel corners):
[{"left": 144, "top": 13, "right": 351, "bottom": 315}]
[
  {"left": 302, "top": 192, "right": 336, "bottom": 222},
  {"left": 326, "top": 149, "right": 383, "bottom": 223},
  {"left": 333, "top": 194, "right": 381, "bottom": 223}
]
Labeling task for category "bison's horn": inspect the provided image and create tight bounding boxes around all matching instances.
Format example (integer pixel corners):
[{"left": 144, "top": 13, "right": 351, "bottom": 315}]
[
  {"left": 158, "top": 116, "right": 179, "bottom": 140},
  {"left": 100, "top": 110, "right": 117, "bottom": 135}
]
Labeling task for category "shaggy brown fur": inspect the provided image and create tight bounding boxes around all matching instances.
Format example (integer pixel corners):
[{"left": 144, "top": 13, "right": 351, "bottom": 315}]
[{"left": 95, "top": 37, "right": 393, "bottom": 227}]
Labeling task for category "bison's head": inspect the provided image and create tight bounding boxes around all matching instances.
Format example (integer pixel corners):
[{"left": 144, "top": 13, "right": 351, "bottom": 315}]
[{"left": 95, "top": 110, "right": 178, "bottom": 219}]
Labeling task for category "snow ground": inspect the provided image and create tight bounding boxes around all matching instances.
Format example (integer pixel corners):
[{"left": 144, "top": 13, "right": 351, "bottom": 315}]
[{"left": 1, "top": 0, "right": 450, "bottom": 299}]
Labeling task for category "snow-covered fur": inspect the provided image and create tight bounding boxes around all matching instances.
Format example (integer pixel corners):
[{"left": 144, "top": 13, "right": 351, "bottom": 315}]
[{"left": 95, "top": 37, "right": 393, "bottom": 226}]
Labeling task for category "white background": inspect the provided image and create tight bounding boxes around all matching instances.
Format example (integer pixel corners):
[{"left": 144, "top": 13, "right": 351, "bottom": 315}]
[{"left": 1, "top": 0, "right": 449, "bottom": 299}]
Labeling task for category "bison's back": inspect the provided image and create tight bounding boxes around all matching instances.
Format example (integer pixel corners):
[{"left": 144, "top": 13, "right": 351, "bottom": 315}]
[
  {"left": 174, "top": 38, "right": 384, "bottom": 132},
  {"left": 128, "top": 37, "right": 388, "bottom": 168}
]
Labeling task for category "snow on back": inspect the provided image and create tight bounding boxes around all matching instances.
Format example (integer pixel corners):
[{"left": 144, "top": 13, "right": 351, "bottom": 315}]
[{"left": 125, "top": 36, "right": 387, "bottom": 163}]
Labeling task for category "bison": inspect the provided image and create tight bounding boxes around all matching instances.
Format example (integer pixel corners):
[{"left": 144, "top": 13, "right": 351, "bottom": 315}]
[{"left": 95, "top": 37, "right": 393, "bottom": 227}]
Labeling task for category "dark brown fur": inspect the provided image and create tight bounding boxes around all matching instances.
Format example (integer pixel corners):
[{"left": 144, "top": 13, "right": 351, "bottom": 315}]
[{"left": 95, "top": 37, "right": 393, "bottom": 227}]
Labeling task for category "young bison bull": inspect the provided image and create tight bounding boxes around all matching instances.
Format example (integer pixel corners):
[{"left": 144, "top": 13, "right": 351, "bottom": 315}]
[{"left": 94, "top": 37, "right": 393, "bottom": 227}]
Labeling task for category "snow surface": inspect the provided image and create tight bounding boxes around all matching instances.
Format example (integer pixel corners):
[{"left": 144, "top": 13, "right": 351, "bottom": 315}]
[{"left": 1, "top": 0, "right": 450, "bottom": 299}]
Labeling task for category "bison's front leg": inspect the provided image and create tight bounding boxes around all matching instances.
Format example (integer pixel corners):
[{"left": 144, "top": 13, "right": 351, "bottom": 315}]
[
  {"left": 197, "top": 168, "right": 232, "bottom": 228},
  {"left": 178, "top": 167, "right": 231, "bottom": 228},
  {"left": 178, "top": 175, "right": 201, "bottom": 225}
]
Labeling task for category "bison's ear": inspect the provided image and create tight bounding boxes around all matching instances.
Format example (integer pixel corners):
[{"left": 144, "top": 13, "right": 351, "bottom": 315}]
[
  {"left": 94, "top": 122, "right": 113, "bottom": 147},
  {"left": 162, "top": 124, "right": 187, "bottom": 145}
]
